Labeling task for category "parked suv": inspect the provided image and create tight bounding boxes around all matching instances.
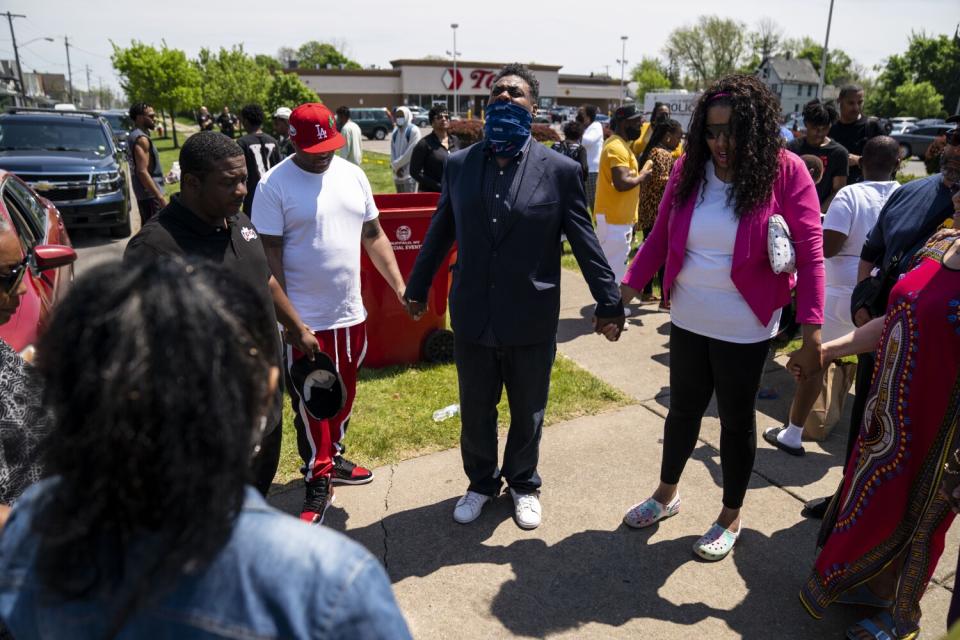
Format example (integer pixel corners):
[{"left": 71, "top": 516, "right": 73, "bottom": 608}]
[
  {"left": 351, "top": 107, "right": 394, "bottom": 140},
  {"left": 0, "top": 108, "right": 131, "bottom": 237}
]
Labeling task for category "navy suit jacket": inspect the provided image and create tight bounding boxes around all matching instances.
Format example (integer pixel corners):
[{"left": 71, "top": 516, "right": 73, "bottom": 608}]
[{"left": 406, "top": 140, "right": 623, "bottom": 346}]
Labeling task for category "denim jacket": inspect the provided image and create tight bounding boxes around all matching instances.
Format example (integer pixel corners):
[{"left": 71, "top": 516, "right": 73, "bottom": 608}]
[{"left": 0, "top": 481, "right": 411, "bottom": 639}]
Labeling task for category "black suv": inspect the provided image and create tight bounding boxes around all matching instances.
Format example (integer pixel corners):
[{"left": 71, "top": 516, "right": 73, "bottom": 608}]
[{"left": 0, "top": 108, "right": 131, "bottom": 237}]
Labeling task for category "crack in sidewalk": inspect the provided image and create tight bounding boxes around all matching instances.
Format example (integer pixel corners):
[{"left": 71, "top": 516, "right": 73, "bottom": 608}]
[{"left": 380, "top": 465, "right": 396, "bottom": 570}]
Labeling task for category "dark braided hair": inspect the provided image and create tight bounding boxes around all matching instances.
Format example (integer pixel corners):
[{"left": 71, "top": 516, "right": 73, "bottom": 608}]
[
  {"left": 32, "top": 258, "right": 278, "bottom": 635},
  {"left": 637, "top": 118, "right": 683, "bottom": 170},
  {"left": 675, "top": 74, "right": 784, "bottom": 218}
]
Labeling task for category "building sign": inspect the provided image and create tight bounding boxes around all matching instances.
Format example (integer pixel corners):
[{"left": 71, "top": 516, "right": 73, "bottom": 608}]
[
  {"left": 643, "top": 91, "right": 702, "bottom": 130},
  {"left": 441, "top": 68, "right": 500, "bottom": 92},
  {"left": 441, "top": 68, "right": 463, "bottom": 91}
]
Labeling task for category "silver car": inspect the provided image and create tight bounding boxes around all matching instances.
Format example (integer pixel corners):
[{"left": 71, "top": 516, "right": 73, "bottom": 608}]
[{"left": 892, "top": 124, "right": 954, "bottom": 159}]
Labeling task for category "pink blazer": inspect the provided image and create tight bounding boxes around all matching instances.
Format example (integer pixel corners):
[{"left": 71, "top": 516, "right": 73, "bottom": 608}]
[{"left": 623, "top": 150, "right": 824, "bottom": 326}]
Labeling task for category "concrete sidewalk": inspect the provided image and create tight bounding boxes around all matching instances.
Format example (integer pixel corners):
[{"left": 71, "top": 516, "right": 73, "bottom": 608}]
[{"left": 269, "top": 269, "right": 957, "bottom": 639}]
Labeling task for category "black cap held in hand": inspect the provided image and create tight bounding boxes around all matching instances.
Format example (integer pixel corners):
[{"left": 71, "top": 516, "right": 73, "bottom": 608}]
[{"left": 289, "top": 352, "right": 346, "bottom": 420}]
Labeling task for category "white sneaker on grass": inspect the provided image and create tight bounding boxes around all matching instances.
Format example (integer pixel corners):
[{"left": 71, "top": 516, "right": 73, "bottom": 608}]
[
  {"left": 510, "top": 489, "right": 542, "bottom": 529},
  {"left": 453, "top": 491, "right": 492, "bottom": 524}
]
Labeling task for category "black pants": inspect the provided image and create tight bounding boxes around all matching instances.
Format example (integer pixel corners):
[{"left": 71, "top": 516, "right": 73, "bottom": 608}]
[
  {"left": 640, "top": 226, "right": 665, "bottom": 297},
  {"left": 454, "top": 337, "right": 556, "bottom": 496},
  {"left": 250, "top": 420, "right": 283, "bottom": 496},
  {"left": 845, "top": 351, "right": 875, "bottom": 465},
  {"left": 660, "top": 324, "right": 770, "bottom": 509}
]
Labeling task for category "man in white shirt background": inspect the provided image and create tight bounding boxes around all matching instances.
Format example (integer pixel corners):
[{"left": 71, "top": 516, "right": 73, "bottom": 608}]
[
  {"left": 335, "top": 106, "right": 363, "bottom": 166},
  {"left": 765, "top": 135, "right": 901, "bottom": 456},
  {"left": 253, "top": 103, "right": 406, "bottom": 525},
  {"left": 577, "top": 104, "right": 604, "bottom": 210}
]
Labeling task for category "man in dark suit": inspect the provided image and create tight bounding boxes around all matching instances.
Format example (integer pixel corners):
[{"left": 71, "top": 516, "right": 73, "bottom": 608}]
[{"left": 404, "top": 63, "right": 625, "bottom": 530}]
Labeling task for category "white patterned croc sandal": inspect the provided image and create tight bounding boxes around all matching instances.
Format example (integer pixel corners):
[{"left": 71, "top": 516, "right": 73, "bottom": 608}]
[
  {"left": 623, "top": 494, "right": 681, "bottom": 529},
  {"left": 693, "top": 521, "right": 741, "bottom": 561}
]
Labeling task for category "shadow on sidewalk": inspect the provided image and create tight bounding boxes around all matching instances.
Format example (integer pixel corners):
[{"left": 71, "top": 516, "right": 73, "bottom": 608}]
[{"left": 297, "top": 493, "right": 858, "bottom": 638}]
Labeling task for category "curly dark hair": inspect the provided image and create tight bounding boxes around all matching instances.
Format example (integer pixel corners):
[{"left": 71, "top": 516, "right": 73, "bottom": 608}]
[
  {"left": 240, "top": 103, "right": 265, "bottom": 128},
  {"left": 493, "top": 63, "right": 540, "bottom": 102},
  {"left": 32, "top": 258, "right": 278, "bottom": 634},
  {"left": 675, "top": 74, "right": 784, "bottom": 218},
  {"left": 428, "top": 104, "right": 449, "bottom": 123}
]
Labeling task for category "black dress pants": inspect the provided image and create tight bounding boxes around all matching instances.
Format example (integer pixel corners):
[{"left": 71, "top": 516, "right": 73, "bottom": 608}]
[
  {"left": 454, "top": 337, "right": 556, "bottom": 496},
  {"left": 660, "top": 324, "right": 770, "bottom": 509}
]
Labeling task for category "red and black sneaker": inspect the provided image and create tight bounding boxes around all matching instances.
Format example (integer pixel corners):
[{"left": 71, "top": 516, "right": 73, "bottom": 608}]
[
  {"left": 332, "top": 455, "right": 374, "bottom": 485},
  {"left": 300, "top": 475, "right": 334, "bottom": 525}
]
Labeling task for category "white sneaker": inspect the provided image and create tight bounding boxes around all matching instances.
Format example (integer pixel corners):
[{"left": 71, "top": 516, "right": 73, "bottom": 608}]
[
  {"left": 453, "top": 491, "right": 492, "bottom": 524},
  {"left": 510, "top": 489, "right": 542, "bottom": 529}
]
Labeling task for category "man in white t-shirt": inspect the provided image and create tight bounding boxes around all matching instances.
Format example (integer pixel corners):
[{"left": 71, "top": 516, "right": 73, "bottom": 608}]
[
  {"left": 766, "top": 135, "right": 900, "bottom": 454},
  {"left": 252, "top": 103, "right": 406, "bottom": 524},
  {"left": 578, "top": 104, "right": 604, "bottom": 210}
]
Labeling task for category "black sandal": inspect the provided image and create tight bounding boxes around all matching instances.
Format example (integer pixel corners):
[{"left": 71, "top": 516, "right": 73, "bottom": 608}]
[{"left": 762, "top": 426, "right": 805, "bottom": 456}]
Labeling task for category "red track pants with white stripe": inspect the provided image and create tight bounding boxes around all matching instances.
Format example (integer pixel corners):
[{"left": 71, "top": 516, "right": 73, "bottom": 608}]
[{"left": 286, "top": 321, "right": 366, "bottom": 481}]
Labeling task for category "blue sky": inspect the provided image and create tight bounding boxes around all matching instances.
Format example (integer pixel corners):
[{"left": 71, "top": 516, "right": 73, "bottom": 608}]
[{"left": 2, "top": 0, "right": 956, "bottom": 94}]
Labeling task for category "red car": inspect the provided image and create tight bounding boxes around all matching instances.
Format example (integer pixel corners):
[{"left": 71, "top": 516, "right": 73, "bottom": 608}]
[{"left": 0, "top": 170, "right": 77, "bottom": 356}]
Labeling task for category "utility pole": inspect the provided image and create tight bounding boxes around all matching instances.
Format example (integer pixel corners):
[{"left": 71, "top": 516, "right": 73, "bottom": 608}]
[
  {"left": 3, "top": 12, "right": 27, "bottom": 100},
  {"left": 64, "top": 35, "right": 74, "bottom": 104},
  {"left": 817, "top": 0, "right": 835, "bottom": 101},
  {"left": 84, "top": 64, "right": 92, "bottom": 108},
  {"left": 618, "top": 35, "right": 628, "bottom": 105},
  {"left": 451, "top": 23, "right": 459, "bottom": 117}
]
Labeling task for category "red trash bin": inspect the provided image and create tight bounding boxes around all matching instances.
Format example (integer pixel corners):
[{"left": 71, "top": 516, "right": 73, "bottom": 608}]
[{"left": 360, "top": 192, "right": 455, "bottom": 368}]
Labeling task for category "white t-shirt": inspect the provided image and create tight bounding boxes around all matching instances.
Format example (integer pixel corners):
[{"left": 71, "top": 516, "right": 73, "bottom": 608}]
[
  {"left": 251, "top": 155, "right": 379, "bottom": 330},
  {"left": 822, "top": 180, "right": 899, "bottom": 295},
  {"left": 670, "top": 161, "right": 781, "bottom": 344},
  {"left": 582, "top": 121, "right": 604, "bottom": 173}
]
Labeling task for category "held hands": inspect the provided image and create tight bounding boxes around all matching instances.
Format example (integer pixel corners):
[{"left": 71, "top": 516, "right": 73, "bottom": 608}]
[
  {"left": 786, "top": 342, "right": 823, "bottom": 382},
  {"left": 403, "top": 296, "right": 426, "bottom": 321},
  {"left": 593, "top": 314, "right": 626, "bottom": 342}
]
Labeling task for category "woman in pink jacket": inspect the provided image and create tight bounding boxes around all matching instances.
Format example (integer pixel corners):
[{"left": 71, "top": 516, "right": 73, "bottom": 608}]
[{"left": 620, "top": 75, "right": 825, "bottom": 561}]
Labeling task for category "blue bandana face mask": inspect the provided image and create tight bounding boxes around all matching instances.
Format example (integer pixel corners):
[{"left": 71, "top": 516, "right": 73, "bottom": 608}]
[{"left": 484, "top": 101, "right": 533, "bottom": 158}]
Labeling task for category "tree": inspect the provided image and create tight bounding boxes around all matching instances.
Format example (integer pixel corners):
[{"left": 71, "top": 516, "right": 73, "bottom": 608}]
[
  {"left": 255, "top": 54, "right": 282, "bottom": 74},
  {"left": 112, "top": 41, "right": 200, "bottom": 148},
  {"left": 265, "top": 72, "right": 319, "bottom": 115},
  {"left": 894, "top": 81, "right": 945, "bottom": 117},
  {"left": 630, "top": 57, "right": 672, "bottom": 104},
  {"left": 195, "top": 45, "right": 272, "bottom": 115},
  {"left": 746, "top": 17, "right": 784, "bottom": 68},
  {"left": 276, "top": 47, "right": 297, "bottom": 68},
  {"left": 663, "top": 16, "right": 747, "bottom": 88},
  {"left": 867, "top": 31, "right": 960, "bottom": 117},
  {"left": 295, "top": 41, "right": 361, "bottom": 70}
]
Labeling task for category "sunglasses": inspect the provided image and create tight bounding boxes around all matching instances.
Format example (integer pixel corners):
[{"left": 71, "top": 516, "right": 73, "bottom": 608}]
[
  {"left": 704, "top": 124, "right": 733, "bottom": 140},
  {"left": 0, "top": 255, "right": 28, "bottom": 297}
]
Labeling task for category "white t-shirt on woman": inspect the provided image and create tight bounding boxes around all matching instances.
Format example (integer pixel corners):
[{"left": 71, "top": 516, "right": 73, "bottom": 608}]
[{"left": 670, "top": 161, "right": 781, "bottom": 344}]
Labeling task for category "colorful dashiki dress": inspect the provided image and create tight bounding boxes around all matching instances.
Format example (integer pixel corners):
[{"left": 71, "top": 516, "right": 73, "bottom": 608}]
[{"left": 800, "top": 238, "right": 960, "bottom": 635}]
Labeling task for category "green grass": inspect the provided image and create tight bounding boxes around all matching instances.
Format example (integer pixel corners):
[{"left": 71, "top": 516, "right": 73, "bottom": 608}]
[
  {"left": 274, "top": 353, "right": 630, "bottom": 484},
  {"left": 153, "top": 135, "right": 393, "bottom": 199}
]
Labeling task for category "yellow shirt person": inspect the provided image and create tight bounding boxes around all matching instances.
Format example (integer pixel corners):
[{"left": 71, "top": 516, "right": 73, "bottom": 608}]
[{"left": 595, "top": 134, "right": 640, "bottom": 226}]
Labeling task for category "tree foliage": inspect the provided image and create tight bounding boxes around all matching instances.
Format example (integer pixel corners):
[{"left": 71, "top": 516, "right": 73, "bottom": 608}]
[
  {"left": 295, "top": 41, "right": 361, "bottom": 70},
  {"left": 894, "top": 81, "right": 945, "bottom": 117},
  {"left": 663, "top": 16, "right": 747, "bottom": 88},
  {"left": 111, "top": 40, "right": 200, "bottom": 147},
  {"left": 195, "top": 45, "right": 272, "bottom": 114},
  {"left": 866, "top": 31, "right": 960, "bottom": 117},
  {"left": 265, "top": 72, "right": 320, "bottom": 115},
  {"left": 631, "top": 57, "right": 672, "bottom": 103},
  {"left": 779, "top": 36, "right": 861, "bottom": 86}
]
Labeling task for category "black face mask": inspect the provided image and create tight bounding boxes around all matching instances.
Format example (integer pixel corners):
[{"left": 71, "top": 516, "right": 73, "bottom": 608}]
[
  {"left": 624, "top": 124, "right": 642, "bottom": 141},
  {"left": 575, "top": 114, "right": 585, "bottom": 124}
]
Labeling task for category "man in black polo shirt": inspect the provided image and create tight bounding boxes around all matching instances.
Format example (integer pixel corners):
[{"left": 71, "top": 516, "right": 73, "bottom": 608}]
[{"left": 124, "top": 131, "right": 320, "bottom": 495}]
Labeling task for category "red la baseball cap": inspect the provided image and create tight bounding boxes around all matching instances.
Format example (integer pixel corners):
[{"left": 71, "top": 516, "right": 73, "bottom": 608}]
[{"left": 289, "top": 103, "right": 345, "bottom": 153}]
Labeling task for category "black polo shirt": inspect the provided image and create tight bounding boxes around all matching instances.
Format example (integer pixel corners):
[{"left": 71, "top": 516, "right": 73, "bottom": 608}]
[{"left": 124, "top": 196, "right": 283, "bottom": 422}]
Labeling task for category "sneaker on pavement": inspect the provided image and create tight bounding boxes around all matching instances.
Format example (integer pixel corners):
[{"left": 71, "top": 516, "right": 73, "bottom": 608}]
[
  {"left": 510, "top": 489, "right": 542, "bottom": 530},
  {"left": 301, "top": 475, "right": 334, "bottom": 525},
  {"left": 453, "top": 490, "right": 492, "bottom": 524},
  {"left": 332, "top": 455, "right": 374, "bottom": 485}
]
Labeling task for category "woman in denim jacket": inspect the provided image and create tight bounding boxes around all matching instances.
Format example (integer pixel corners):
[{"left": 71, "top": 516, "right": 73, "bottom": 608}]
[{"left": 0, "top": 259, "right": 410, "bottom": 640}]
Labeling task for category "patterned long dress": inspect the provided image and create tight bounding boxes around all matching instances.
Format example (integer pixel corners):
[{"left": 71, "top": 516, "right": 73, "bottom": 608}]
[
  {"left": 800, "top": 239, "right": 960, "bottom": 635},
  {"left": 0, "top": 339, "right": 47, "bottom": 504}
]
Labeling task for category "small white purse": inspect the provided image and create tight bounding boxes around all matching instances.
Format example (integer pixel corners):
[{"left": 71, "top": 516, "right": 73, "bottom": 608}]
[{"left": 767, "top": 214, "right": 797, "bottom": 275}]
